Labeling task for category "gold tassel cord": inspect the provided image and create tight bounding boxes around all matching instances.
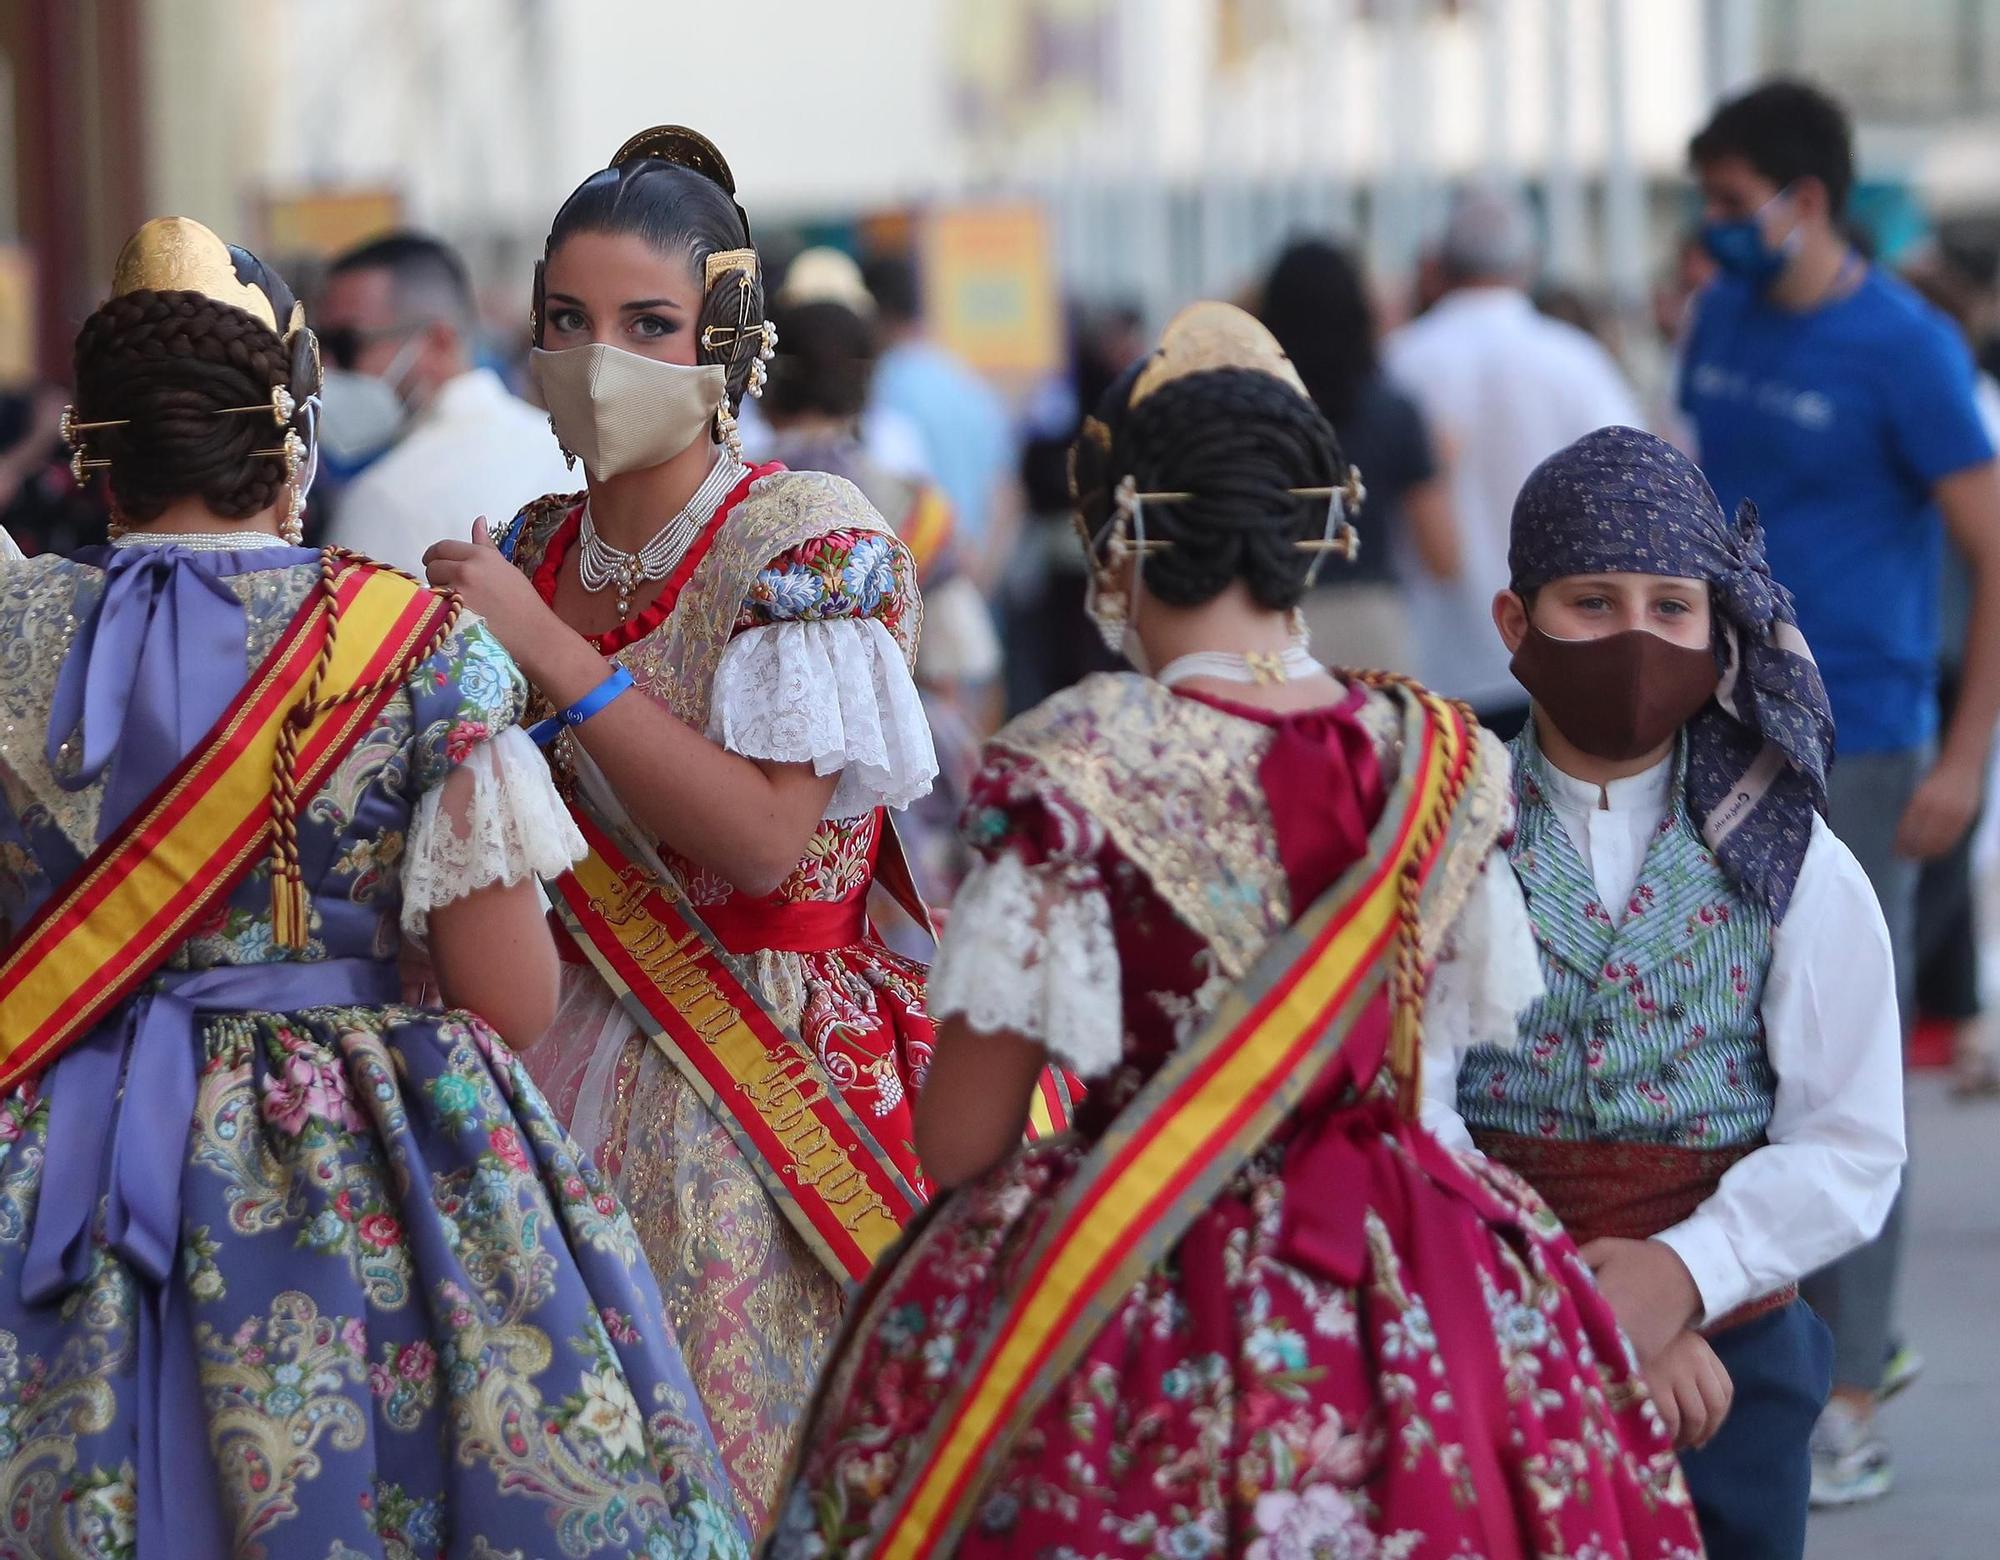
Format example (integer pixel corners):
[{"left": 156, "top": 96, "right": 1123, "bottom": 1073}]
[
  {"left": 267, "top": 550, "right": 460, "bottom": 949},
  {"left": 1356, "top": 674, "right": 1479, "bottom": 1119}
]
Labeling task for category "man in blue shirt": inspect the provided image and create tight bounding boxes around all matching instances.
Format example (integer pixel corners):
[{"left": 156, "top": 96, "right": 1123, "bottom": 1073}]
[{"left": 1682, "top": 78, "right": 2000, "bottom": 1511}]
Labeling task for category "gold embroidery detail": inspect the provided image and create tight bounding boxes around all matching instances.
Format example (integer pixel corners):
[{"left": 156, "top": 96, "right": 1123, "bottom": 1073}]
[
  {"left": 612, "top": 1040, "right": 840, "bottom": 1530},
  {"left": 990, "top": 674, "right": 1505, "bottom": 981},
  {"left": 991, "top": 673, "right": 1290, "bottom": 981},
  {"left": 612, "top": 469, "right": 907, "bottom": 730}
]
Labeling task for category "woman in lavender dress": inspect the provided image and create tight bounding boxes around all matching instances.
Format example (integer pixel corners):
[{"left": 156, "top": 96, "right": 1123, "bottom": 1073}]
[{"left": 0, "top": 219, "right": 746, "bottom": 1557}]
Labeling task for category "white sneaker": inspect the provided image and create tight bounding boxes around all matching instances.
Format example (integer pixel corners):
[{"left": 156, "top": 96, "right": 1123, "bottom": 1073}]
[{"left": 1810, "top": 1398, "right": 1894, "bottom": 1508}]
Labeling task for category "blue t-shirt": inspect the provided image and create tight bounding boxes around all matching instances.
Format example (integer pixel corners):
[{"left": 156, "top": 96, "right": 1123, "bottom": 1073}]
[
  {"left": 1680, "top": 269, "right": 1995, "bottom": 754},
  {"left": 870, "top": 341, "right": 1012, "bottom": 548}
]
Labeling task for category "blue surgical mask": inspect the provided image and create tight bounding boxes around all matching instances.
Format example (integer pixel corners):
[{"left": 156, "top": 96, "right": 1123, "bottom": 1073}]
[{"left": 1700, "top": 187, "right": 1801, "bottom": 289}]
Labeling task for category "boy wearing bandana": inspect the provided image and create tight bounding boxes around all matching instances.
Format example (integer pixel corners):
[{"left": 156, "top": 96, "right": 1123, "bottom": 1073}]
[{"left": 1424, "top": 427, "right": 1906, "bottom": 1560}]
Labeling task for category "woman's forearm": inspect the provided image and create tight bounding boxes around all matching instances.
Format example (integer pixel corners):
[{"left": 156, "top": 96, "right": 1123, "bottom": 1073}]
[
  {"left": 914, "top": 1017, "right": 1047, "bottom": 1188},
  {"left": 516, "top": 617, "right": 833, "bottom": 895}
]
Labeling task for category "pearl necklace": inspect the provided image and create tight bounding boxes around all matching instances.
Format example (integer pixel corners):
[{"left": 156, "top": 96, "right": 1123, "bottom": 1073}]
[
  {"left": 1155, "top": 641, "right": 1323, "bottom": 689},
  {"left": 111, "top": 529, "right": 291, "bottom": 552},
  {"left": 579, "top": 455, "right": 744, "bottom": 619}
]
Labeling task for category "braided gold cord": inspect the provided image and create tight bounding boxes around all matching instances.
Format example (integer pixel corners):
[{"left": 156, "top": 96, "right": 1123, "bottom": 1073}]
[
  {"left": 268, "top": 549, "right": 462, "bottom": 947},
  {"left": 1352, "top": 670, "right": 1480, "bottom": 1118}
]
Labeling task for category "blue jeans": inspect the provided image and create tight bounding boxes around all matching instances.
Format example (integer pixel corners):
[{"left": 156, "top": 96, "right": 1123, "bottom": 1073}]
[{"left": 1680, "top": 1302, "right": 1835, "bottom": 1560}]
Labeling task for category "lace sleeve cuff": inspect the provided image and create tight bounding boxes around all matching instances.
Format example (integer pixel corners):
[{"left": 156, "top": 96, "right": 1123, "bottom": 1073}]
[
  {"left": 1425, "top": 853, "right": 1544, "bottom": 1055},
  {"left": 928, "top": 851, "right": 1125, "bottom": 1078},
  {"left": 706, "top": 616, "right": 939, "bottom": 821},
  {"left": 400, "top": 725, "right": 585, "bottom": 938}
]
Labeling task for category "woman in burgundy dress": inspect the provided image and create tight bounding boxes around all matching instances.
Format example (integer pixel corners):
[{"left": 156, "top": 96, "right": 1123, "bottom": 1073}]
[{"left": 766, "top": 305, "right": 1706, "bottom": 1560}]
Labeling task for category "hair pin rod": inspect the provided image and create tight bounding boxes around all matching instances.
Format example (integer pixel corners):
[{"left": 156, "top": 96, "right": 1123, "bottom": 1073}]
[{"left": 1134, "top": 485, "right": 1340, "bottom": 504}]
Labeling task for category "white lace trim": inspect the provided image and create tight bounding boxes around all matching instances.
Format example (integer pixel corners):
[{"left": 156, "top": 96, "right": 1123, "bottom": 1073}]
[
  {"left": 928, "top": 851, "right": 1125, "bottom": 1078},
  {"left": 1426, "top": 855, "right": 1543, "bottom": 1055},
  {"left": 706, "top": 617, "right": 939, "bottom": 821},
  {"left": 400, "top": 725, "right": 585, "bottom": 937}
]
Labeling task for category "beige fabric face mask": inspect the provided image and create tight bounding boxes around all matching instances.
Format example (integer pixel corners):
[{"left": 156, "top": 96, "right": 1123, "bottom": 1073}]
[{"left": 531, "top": 344, "right": 725, "bottom": 479}]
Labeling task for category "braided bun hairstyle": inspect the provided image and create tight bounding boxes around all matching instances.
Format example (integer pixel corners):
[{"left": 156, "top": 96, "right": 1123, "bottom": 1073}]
[
  {"left": 73, "top": 270, "right": 318, "bottom": 523},
  {"left": 541, "top": 159, "right": 765, "bottom": 411},
  {"left": 1072, "top": 364, "right": 1348, "bottom": 613}
]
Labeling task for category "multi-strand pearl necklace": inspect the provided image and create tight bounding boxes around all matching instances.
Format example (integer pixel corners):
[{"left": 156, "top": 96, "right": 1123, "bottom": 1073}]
[
  {"left": 579, "top": 454, "right": 744, "bottom": 619},
  {"left": 111, "top": 530, "right": 291, "bottom": 551}
]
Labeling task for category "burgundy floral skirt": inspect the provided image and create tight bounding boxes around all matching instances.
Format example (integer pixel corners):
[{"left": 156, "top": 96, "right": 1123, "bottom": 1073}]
[{"left": 771, "top": 1099, "right": 1706, "bottom": 1560}]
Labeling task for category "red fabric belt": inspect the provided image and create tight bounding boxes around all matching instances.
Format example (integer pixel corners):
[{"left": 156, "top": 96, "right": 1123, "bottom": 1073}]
[
  {"left": 1471, "top": 1130, "right": 1796, "bottom": 1335},
  {"left": 699, "top": 895, "right": 869, "bottom": 955},
  {"left": 551, "top": 896, "right": 867, "bottom": 962}
]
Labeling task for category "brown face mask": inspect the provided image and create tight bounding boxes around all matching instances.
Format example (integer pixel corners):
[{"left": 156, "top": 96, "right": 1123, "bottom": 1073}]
[{"left": 1509, "top": 623, "right": 1720, "bottom": 762}]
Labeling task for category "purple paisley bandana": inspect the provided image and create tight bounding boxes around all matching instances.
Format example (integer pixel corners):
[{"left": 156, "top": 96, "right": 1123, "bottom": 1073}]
[{"left": 1507, "top": 425, "right": 1834, "bottom": 918}]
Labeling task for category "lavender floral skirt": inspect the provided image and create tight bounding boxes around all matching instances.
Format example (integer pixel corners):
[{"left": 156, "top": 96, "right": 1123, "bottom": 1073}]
[{"left": 0, "top": 1002, "right": 747, "bottom": 1560}]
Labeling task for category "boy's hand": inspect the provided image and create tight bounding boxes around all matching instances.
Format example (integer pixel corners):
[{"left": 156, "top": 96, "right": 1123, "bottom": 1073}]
[
  {"left": 1644, "top": 1331, "right": 1734, "bottom": 1450},
  {"left": 1579, "top": 1236, "right": 1702, "bottom": 1364}
]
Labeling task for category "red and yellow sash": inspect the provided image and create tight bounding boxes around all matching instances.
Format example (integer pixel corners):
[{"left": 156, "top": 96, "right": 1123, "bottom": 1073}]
[
  {"left": 0, "top": 560, "right": 455, "bottom": 1091},
  {"left": 551, "top": 809, "right": 928, "bottom": 1282},
  {"left": 865, "top": 815, "right": 1078, "bottom": 1144},
  {"left": 858, "top": 688, "right": 1477, "bottom": 1560}
]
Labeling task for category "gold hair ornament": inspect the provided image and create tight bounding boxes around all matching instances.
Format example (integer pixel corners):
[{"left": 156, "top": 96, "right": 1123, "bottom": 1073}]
[
  {"left": 698, "top": 252, "right": 778, "bottom": 399},
  {"left": 1129, "top": 300, "right": 1313, "bottom": 409},
  {"left": 703, "top": 247, "right": 759, "bottom": 291},
  {"left": 609, "top": 124, "right": 754, "bottom": 250},
  {"left": 70, "top": 220, "right": 312, "bottom": 492},
  {"left": 111, "top": 217, "right": 278, "bottom": 330},
  {"left": 613, "top": 125, "right": 738, "bottom": 194}
]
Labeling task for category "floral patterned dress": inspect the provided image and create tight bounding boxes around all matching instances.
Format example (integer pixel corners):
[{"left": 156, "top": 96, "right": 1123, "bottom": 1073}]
[
  {"left": 759, "top": 429, "right": 1002, "bottom": 941},
  {"left": 505, "top": 466, "right": 939, "bottom": 1531},
  {"left": 0, "top": 541, "right": 745, "bottom": 1560},
  {"left": 770, "top": 674, "right": 1705, "bottom": 1560}
]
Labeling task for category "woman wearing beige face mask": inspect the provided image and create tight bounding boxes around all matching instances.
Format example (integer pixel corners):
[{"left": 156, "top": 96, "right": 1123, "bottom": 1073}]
[{"left": 423, "top": 126, "right": 960, "bottom": 1530}]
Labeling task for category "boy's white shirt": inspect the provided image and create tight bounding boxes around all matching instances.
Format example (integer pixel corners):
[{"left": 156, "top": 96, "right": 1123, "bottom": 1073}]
[{"left": 1422, "top": 746, "right": 1908, "bottom": 1324}]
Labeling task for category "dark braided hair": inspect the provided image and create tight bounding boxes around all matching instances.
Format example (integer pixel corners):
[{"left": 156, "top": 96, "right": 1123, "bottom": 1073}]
[
  {"left": 73, "top": 284, "right": 318, "bottom": 523},
  {"left": 541, "top": 158, "right": 765, "bottom": 411},
  {"left": 1073, "top": 364, "right": 1348, "bottom": 613}
]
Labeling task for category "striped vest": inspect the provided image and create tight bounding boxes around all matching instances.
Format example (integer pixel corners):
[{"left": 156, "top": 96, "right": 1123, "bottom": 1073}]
[{"left": 1459, "top": 732, "right": 1777, "bottom": 1146}]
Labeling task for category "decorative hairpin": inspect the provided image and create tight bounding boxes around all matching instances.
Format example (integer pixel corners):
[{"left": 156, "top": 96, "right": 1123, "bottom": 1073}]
[
  {"left": 747, "top": 319, "right": 778, "bottom": 398},
  {"left": 251, "top": 430, "right": 307, "bottom": 481},
  {"left": 212, "top": 385, "right": 298, "bottom": 427},
  {"left": 62, "top": 405, "right": 117, "bottom": 486},
  {"left": 698, "top": 256, "right": 778, "bottom": 398},
  {"left": 1099, "top": 463, "right": 1367, "bottom": 591}
]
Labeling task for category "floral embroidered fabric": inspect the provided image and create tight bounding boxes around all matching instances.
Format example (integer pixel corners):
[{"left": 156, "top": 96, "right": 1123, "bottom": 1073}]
[
  {"left": 0, "top": 552, "right": 746, "bottom": 1558},
  {"left": 502, "top": 471, "right": 936, "bottom": 1532},
  {"left": 771, "top": 676, "right": 1704, "bottom": 1560}
]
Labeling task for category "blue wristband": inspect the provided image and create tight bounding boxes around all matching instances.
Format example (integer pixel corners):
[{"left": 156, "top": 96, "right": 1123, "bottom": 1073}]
[{"left": 528, "top": 665, "right": 635, "bottom": 747}]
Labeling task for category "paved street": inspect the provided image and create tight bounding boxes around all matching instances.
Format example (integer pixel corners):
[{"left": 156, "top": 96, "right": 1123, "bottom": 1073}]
[{"left": 1808, "top": 1075, "right": 2000, "bottom": 1559}]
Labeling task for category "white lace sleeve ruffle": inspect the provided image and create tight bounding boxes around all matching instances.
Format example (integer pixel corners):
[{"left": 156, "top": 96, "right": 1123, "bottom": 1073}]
[
  {"left": 1425, "top": 852, "right": 1544, "bottom": 1056},
  {"left": 400, "top": 725, "right": 585, "bottom": 937},
  {"left": 706, "top": 616, "right": 939, "bottom": 820},
  {"left": 928, "top": 851, "right": 1125, "bottom": 1079}
]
